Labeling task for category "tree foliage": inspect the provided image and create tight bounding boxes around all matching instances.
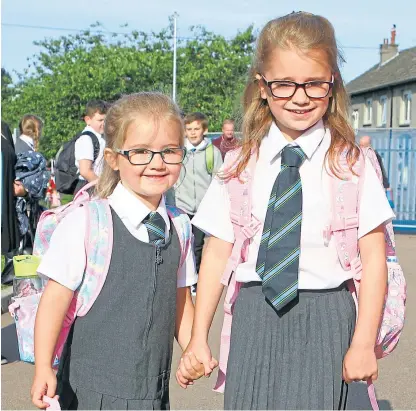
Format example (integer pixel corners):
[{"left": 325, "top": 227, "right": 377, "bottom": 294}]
[{"left": 1, "top": 24, "right": 255, "bottom": 158}]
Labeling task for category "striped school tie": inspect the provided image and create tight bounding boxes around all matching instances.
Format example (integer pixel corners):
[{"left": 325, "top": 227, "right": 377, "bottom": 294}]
[
  {"left": 143, "top": 212, "right": 166, "bottom": 245},
  {"left": 256, "top": 145, "right": 306, "bottom": 311}
]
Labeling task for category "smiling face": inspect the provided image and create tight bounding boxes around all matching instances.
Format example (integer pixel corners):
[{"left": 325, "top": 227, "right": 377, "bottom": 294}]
[
  {"left": 105, "top": 115, "right": 183, "bottom": 210},
  {"left": 258, "top": 47, "right": 332, "bottom": 141}
]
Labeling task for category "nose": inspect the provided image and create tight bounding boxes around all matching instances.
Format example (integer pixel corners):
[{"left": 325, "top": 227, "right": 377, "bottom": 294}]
[
  {"left": 291, "top": 86, "right": 309, "bottom": 105},
  {"left": 149, "top": 152, "right": 165, "bottom": 169}
]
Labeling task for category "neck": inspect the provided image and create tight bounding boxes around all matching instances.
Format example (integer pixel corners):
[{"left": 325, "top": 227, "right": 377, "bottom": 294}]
[{"left": 121, "top": 182, "right": 161, "bottom": 211}]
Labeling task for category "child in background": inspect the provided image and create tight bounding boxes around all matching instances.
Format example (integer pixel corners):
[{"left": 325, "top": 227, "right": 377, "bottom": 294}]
[{"left": 168, "top": 112, "right": 223, "bottom": 274}]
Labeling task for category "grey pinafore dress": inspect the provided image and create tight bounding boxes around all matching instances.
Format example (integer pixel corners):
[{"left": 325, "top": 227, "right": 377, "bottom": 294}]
[{"left": 57, "top": 209, "right": 181, "bottom": 410}]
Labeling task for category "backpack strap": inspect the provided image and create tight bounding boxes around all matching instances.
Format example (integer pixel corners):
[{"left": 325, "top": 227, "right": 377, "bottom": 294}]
[
  {"left": 214, "top": 148, "right": 260, "bottom": 393},
  {"left": 205, "top": 142, "right": 214, "bottom": 175},
  {"left": 166, "top": 205, "right": 192, "bottom": 269},
  {"left": 326, "top": 149, "right": 365, "bottom": 279}
]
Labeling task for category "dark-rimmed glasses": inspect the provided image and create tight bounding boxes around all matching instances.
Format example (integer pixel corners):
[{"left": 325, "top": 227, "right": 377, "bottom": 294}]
[
  {"left": 261, "top": 75, "right": 334, "bottom": 99},
  {"left": 115, "top": 147, "right": 186, "bottom": 165}
]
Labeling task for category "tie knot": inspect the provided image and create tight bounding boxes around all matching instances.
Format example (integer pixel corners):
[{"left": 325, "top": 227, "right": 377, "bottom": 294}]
[{"left": 281, "top": 145, "right": 306, "bottom": 168}]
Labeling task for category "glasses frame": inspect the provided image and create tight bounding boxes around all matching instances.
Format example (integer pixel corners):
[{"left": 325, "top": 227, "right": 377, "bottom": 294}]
[
  {"left": 115, "top": 147, "right": 187, "bottom": 165},
  {"left": 261, "top": 75, "right": 334, "bottom": 99}
]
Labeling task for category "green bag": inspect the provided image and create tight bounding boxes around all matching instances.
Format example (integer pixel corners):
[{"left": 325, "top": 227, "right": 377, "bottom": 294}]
[{"left": 205, "top": 143, "right": 214, "bottom": 175}]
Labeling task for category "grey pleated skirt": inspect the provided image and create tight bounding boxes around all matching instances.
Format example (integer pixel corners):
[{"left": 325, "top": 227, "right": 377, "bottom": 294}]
[{"left": 224, "top": 282, "right": 356, "bottom": 410}]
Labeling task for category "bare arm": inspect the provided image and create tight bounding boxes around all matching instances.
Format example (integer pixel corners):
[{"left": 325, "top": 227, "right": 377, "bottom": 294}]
[
  {"left": 343, "top": 224, "right": 387, "bottom": 383},
  {"left": 352, "top": 224, "right": 387, "bottom": 348},
  {"left": 191, "top": 236, "right": 233, "bottom": 341},
  {"left": 175, "top": 286, "right": 195, "bottom": 350},
  {"left": 78, "top": 159, "right": 98, "bottom": 182},
  {"left": 31, "top": 280, "right": 73, "bottom": 408}
]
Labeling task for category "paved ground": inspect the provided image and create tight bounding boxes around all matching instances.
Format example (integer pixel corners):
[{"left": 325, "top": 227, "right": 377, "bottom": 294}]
[{"left": 1, "top": 235, "right": 415, "bottom": 410}]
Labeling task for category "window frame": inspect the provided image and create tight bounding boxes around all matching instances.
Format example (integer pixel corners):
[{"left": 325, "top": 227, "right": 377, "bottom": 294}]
[{"left": 364, "top": 98, "right": 373, "bottom": 125}]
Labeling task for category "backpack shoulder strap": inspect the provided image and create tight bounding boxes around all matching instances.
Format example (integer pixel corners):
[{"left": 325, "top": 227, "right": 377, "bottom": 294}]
[
  {"left": 329, "top": 148, "right": 365, "bottom": 275},
  {"left": 76, "top": 198, "right": 113, "bottom": 316},
  {"left": 205, "top": 142, "right": 214, "bottom": 175},
  {"left": 166, "top": 205, "right": 192, "bottom": 268}
]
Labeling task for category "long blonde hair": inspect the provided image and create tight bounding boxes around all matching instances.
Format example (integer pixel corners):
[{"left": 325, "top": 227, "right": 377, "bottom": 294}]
[
  {"left": 19, "top": 114, "right": 43, "bottom": 151},
  {"left": 96, "top": 92, "right": 184, "bottom": 198},
  {"left": 233, "top": 12, "right": 359, "bottom": 178}
]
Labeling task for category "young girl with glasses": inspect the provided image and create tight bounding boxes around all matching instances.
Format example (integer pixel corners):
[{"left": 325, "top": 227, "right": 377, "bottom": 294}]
[
  {"left": 31, "top": 92, "right": 203, "bottom": 410},
  {"left": 177, "top": 12, "right": 394, "bottom": 409}
]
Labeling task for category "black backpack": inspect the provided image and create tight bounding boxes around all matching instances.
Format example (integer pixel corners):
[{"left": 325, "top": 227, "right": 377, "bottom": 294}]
[{"left": 55, "top": 131, "right": 100, "bottom": 194}]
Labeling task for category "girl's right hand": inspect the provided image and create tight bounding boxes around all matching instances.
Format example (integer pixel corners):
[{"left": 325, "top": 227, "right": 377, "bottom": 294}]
[
  {"left": 31, "top": 366, "right": 58, "bottom": 409},
  {"left": 176, "top": 338, "right": 218, "bottom": 388}
]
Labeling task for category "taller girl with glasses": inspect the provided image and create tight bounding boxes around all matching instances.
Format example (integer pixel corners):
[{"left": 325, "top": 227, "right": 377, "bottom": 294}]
[
  {"left": 177, "top": 12, "right": 394, "bottom": 410},
  {"left": 31, "top": 93, "right": 203, "bottom": 410}
]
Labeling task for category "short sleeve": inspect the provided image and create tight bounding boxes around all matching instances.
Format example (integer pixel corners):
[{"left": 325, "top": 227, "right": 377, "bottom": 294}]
[
  {"left": 358, "top": 157, "right": 395, "bottom": 239},
  {"left": 75, "top": 134, "right": 94, "bottom": 162},
  {"left": 37, "top": 208, "right": 87, "bottom": 291},
  {"left": 191, "top": 173, "right": 235, "bottom": 243},
  {"left": 176, "top": 234, "right": 198, "bottom": 288}
]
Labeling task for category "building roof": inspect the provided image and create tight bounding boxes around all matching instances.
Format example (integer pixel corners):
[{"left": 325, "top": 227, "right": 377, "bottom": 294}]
[{"left": 346, "top": 46, "right": 416, "bottom": 95}]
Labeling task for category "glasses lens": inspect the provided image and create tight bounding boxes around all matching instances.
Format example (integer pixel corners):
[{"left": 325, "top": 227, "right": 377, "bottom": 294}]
[
  {"left": 270, "top": 82, "right": 296, "bottom": 98},
  {"left": 162, "top": 148, "right": 185, "bottom": 164},
  {"left": 129, "top": 149, "right": 152, "bottom": 165},
  {"left": 305, "top": 82, "right": 331, "bottom": 98}
]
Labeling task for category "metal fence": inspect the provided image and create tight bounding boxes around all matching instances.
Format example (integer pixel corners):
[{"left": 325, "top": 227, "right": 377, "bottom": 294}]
[
  {"left": 356, "top": 128, "right": 416, "bottom": 233},
  {"left": 207, "top": 129, "right": 416, "bottom": 232}
]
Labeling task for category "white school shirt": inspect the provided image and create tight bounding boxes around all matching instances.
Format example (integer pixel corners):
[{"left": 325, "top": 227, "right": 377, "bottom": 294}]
[
  {"left": 185, "top": 138, "right": 209, "bottom": 151},
  {"left": 74, "top": 126, "right": 106, "bottom": 180},
  {"left": 37, "top": 182, "right": 198, "bottom": 290},
  {"left": 192, "top": 120, "right": 395, "bottom": 289}
]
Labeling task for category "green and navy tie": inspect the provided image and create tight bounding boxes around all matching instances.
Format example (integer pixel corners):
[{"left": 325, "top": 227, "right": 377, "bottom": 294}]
[
  {"left": 256, "top": 145, "right": 306, "bottom": 311},
  {"left": 143, "top": 212, "right": 166, "bottom": 245}
]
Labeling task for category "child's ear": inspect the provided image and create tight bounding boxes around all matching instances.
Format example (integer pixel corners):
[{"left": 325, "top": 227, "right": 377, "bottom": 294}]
[
  {"left": 104, "top": 148, "right": 119, "bottom": 171},
  {"left": 84, "top": 115, "right": 91, "bottom": 125},
  {"left": 255, "top": 74, "right": 268, "bottom": 100}
]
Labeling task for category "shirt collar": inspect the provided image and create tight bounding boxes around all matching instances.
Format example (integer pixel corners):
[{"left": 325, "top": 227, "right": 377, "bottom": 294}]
[
  {"left": 20, "top": 134, "right": 35, "bottom": 149},
  {"left": 185, "top": 138, "right": 209, "bottom": 151},
  {"left": 262, "top": 120, "right": 326, "bottom": 163},
  {"left": 108, "top": 182, "right": 170, "bottom": 230}
]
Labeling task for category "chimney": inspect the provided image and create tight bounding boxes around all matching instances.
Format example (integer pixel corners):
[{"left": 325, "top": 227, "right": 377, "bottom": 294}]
[{"left": 380, "top": 25, "right": 399, "bottom": 65}]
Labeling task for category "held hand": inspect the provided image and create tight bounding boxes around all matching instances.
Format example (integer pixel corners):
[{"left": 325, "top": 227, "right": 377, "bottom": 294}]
[
  {"left": 175, "top": 339, "right": 218, "bottom": 389},
  {"left": 31, "top": 366, "right": 59, "bottom": 409},
  {"left": 343, "top": 344, "right": 378, "bottom": 384}
]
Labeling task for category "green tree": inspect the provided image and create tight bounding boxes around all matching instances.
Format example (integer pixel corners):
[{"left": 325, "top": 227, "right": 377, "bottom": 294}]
[{"left": 1, "top": 24, "right": 255, "bottom": 158}]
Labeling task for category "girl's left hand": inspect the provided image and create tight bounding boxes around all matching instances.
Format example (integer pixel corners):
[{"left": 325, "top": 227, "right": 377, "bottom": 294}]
[{"left": 343, "top": 344, "right": 378, "bottom": 383}]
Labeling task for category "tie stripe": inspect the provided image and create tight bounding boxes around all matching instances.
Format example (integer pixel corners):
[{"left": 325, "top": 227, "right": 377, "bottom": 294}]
[
  {"left": 143, "top": 212, "right": 166, "bottom": 245},
  {"left": 256, "top": 145, "right": 306, "bottom": 311}
]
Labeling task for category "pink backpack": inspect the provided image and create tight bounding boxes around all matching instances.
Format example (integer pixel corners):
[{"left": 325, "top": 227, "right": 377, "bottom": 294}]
[
  {"left": 214, "top": 147, "right": 406, "bottom": 411},
  {"left": 9, "top": 182, "right": 192, "bottom": 368}
]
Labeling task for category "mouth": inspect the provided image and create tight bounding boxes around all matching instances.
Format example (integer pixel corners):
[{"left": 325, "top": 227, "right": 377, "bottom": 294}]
[
  {"left": 287, "top": 108, "right": 315, "bottom": 116},
  {"left": 144, "top": 175, "right": 168, "bottom": 181}
]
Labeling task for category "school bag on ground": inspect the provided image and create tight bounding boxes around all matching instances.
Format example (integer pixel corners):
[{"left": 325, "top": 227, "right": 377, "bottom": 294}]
[
  {"left": 214, "top": 147, "right": 406, "bottom": 411},
  {"left": 54, "top": 131, "right": 100, "bottom": 194},
  {"left": 8, "top": 181, "right": 192, "bottom": 367}
]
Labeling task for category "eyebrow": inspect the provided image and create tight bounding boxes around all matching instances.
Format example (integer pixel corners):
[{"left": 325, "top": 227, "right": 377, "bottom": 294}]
[{"left": 272, "top": 76, "right": 331, "bottom": 82}]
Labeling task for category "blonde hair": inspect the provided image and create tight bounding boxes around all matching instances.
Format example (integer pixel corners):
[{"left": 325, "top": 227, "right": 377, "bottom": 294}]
[
  {"left": 233, "top": 12, "right": 359, "bottom": 179},
  {"left": 19, "top": 114, "right": 43, "bottom": 151},
  {"left": 96, "top": 92, "right": 184, "bottom": 198}
]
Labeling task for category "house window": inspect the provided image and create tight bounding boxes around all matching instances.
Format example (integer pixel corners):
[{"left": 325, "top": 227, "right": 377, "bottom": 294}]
[
  {"left": 352, "top": 109, "right": 359, "bottom": 131},
  {"left": 401, "top": 91, "right": 412, "bottom": 125},
  {"left": 378, "top": 96, "right": 387, "bottom": 126},
  {"left": 364, "top": 98, "right": 373, "bottom": 125}
]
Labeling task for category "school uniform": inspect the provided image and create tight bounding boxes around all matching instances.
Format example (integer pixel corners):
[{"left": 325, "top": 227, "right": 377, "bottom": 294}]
[
  {"left": 37, "top": 183, "right": 197, "bottom": 410},
  {"left": 192, "top": 120, "right": 394, "bottom": 410},
  {"left": 74, "top": 126, "right": 106, "bottom": 193},
  {"left": 15, "top": 134, "right": 35, "bottom": 154}
]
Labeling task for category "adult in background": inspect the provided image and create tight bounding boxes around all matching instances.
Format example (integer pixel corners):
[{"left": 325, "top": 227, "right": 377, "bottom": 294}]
[
  {"left": 360, "top": 135, "right": 390, "bottom": 189},
  {"left": 15, "top": 114, "right": 43, "bottom": 154},
  {"left": 212, "top": 119, "right": 239, "bottom": 159}
]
